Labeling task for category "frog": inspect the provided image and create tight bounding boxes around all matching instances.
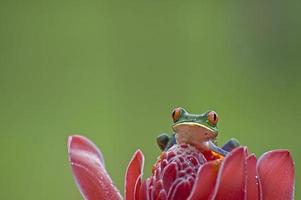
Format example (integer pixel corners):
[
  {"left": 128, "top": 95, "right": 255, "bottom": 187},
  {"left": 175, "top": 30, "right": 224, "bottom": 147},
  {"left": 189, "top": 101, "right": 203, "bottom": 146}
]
[{"left": 156, "top": 107, "right": 240, "bottom": 156}]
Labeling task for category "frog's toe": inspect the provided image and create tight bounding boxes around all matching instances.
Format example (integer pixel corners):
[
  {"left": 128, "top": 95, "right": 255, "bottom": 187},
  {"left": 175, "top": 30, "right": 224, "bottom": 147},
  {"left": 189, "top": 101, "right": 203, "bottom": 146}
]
[
  {"left": 222, "top": 138, "right": 240, "bottom": 152},
  {"left": 156, "top": 133, "right": 170, "bottom": 151}
]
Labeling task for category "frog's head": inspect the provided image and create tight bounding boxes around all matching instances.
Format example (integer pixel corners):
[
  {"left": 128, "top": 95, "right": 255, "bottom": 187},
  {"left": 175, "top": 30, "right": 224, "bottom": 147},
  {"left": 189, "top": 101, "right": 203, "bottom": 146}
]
[{"left": 171, "top": 107, "right": 219, "bottom": 151}]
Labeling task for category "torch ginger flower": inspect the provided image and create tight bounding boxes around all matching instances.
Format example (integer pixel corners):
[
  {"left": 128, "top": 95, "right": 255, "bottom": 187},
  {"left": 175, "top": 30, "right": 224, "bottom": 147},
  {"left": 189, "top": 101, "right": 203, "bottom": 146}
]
[{"left": 68, "top": 135, "right": 295, "bottom": 200}]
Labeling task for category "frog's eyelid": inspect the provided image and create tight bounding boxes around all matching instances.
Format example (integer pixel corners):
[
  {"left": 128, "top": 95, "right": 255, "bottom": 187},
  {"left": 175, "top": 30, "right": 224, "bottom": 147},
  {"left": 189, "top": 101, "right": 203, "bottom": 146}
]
[{"left": 180, "top": 108, "right": 188, "bottom": 114}]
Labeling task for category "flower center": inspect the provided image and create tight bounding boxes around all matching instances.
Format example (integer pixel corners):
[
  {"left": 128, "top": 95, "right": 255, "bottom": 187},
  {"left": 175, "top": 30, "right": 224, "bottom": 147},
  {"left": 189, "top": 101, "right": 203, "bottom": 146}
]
[{"left": 147, "top": 143, "right": 221, "bottom": 200}]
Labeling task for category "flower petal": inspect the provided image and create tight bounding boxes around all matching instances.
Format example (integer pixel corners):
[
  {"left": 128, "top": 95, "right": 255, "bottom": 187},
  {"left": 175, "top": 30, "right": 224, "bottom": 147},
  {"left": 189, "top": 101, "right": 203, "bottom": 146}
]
[
  {"left": 211, "top": 147, "right": 247, "bottom": 200},
  {"left": 169, "top": 179, "right": 192, "bottom": 200},
  {"left": 257, "top": 150, "right": 295, "bottom": 200},
  {"left": 139, "top": 179, "right": 150, "bottom": 200},
  {"left": 68, "top": 135, "right": 122, "bottom": 200},
  {"left": 246, "top": 154, "right": 260, "bottom": 200},
  {"left": 157, "top": 190, "right": 167, "bottom": 200},
  {"left": 188, "top": 161, "right": 219, "bottom": 200},
  {"left": 134, "top": 175, "right": 142, "bottom": 200},
  {"left": 68, "top": 134, "right": 105, "bottom": 166},
  {"left": 125, "top": 150, "right": 145, "bottom": 200},
  {"left": 162, "top": 162, "right": 178, "bottom": 192}
]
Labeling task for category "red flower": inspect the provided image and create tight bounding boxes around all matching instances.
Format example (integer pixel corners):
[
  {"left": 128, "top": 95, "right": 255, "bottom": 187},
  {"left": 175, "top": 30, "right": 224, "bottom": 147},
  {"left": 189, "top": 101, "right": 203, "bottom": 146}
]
[{"left": 68, "top": 135, "right": 295, "bottom": 200}]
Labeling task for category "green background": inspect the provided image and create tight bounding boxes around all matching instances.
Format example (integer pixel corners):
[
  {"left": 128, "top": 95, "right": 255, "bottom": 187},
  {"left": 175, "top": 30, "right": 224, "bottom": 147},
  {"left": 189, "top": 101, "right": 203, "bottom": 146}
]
[{"left": 0, "top": 0, "right": 300, "bottom": 199}]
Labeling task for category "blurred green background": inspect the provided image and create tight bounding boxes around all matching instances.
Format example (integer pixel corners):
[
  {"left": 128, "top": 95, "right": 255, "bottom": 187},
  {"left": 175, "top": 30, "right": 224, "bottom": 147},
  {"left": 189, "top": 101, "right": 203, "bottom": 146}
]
[{"left": 0, "top": 0, "right": 300, "bottom": 199}]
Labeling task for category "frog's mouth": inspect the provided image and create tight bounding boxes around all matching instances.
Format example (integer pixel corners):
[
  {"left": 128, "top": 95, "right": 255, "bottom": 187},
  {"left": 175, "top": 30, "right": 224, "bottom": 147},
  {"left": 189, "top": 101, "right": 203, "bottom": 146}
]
[{"left": 172, "top": 122, "right": 218, "bottom": 141}]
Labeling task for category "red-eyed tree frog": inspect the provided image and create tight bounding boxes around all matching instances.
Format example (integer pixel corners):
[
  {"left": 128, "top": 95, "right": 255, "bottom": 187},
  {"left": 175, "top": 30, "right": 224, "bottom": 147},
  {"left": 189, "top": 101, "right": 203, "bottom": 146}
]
[{"left": 157, "top": 107, "right": 240, "bottom": 156}]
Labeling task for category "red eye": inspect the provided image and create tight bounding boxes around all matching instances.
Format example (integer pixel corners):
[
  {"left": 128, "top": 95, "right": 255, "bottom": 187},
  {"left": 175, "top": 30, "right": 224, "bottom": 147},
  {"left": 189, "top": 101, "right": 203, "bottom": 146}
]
[
  {"left": 208, "top": 111, "right": 218, "bottom": 125},
  {"left": 172, "top": 107, "right": 182, "bottom": 122}
]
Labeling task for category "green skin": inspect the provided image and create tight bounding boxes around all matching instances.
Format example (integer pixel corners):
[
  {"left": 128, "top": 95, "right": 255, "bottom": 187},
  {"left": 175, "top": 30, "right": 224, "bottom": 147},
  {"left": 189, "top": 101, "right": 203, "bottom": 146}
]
[{"left": 157, "top": 108, "right": 240, "bottom": 156}]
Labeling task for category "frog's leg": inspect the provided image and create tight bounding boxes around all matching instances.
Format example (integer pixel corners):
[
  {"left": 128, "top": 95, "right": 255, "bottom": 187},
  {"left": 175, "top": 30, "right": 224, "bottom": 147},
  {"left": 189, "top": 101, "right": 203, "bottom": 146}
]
[
  {"left": 208, "top": 140, "right": 229, "bottom": 156},
  {"left": 221, "top": 138, "right": 240, "bottom": 152}
]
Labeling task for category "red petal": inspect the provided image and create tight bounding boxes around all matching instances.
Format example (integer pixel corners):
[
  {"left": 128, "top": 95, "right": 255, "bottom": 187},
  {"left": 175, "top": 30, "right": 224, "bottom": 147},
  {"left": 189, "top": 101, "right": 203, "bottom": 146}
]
[
  {"left": 139, "top": 180, "right": 148, "bottom": 200},
  {"left": 156, "top": 190, "right": 167, "bottom": 200},
  {"left": 152, "top": 180, "right": 164, "bottom": 200},
  {"left": 68, "top": 135, "right": 122, "bottom": 200},
  {"left": 125, "top": 150, "right": 145, "bottom": 200},
  {"left": 211, "top": 147, "right": 247, "bottom": 200},
  {"left": 68, "top": 134, "right": 105, "bottom": 166},
  {"left": 169, "top": 179, "right": 192, "bottom": 200},
  {"left": 257, "top": 150, "right": 295, "bottom": 200},
  {"left": 162, "top": 162, "right": 178, "bottom": 192},
  {"left": 188, "top": 161, "right": 219, "bottom": 200},
  {"left": 246, "top": 154, "right": 260, "bottom": 200},
  {"left": 134, "top": 175, "right": 142, "bottom": 200}
]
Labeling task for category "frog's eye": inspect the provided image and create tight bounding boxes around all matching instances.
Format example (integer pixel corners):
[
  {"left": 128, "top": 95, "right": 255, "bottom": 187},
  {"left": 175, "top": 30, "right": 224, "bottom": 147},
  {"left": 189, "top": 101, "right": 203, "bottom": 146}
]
[
  {"left": 208, "top": 111, "right": 218, "bottom": 125},
  {"left": 172, "top": 107, "right": 182, "bottom": 122}
]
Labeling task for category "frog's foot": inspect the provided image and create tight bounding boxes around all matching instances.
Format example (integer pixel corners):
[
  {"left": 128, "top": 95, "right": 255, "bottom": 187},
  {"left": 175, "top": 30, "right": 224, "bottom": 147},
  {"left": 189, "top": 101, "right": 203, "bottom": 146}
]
[
  {"left": 157, "top": 133, "right": 170, "bottom": 151},
  {"left": 221, "top": 138, "right": 240, "bottom": 152},
  {"left": 165, "top": 133, "right": 176, "bottom": 151}
]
